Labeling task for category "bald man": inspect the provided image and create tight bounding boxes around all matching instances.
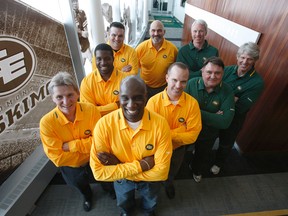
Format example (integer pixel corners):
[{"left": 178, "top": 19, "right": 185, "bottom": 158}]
[
  {"left": 90, "top": 75, "right": 172, "bottom": 216},
  {"left": 136, "top": 20, "right": 178, "bottom": 99}
]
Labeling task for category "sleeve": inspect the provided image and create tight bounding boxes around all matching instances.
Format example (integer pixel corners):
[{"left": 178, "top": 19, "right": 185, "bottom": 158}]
[
  {"left": 40, "top": 119, "right": 84, "bottom": 167},
  {"left": 132, "top": 119, "right": 172, "bottom": 181},
  {"left": 97, "top": 103, "right": 119, "bottom": 116},
  {"left": 80, "top": 77, "right": 96, "bottom": 105},
  {"left": 90, "top": 119, "right": 143, "bottom": 182},
  {"left": 171, "top": 101, "right": 202, "bottom": 147},
  {"left": 135, "top": 45, "right": 143, "bottom": 68},
  {"left": 177, "top": 47, "right": 201, "bottom": 78},
  {"left": 201, "top": 91, "right": 235, "bottom": 129},
  {"left": 69, "top": 107, "right": 101, "bottom": 153},
  {"left": 235, "top": 81, "right": 264, "bottom": 114},
  {"left": 92, "top": 55, "right": 96, "bottom": 71},
  {"left": 128, "top": 50, "right": 139, "bottom": 75},
  {"left": 145, "top": 97, "right": 157, "bottom": 113}
]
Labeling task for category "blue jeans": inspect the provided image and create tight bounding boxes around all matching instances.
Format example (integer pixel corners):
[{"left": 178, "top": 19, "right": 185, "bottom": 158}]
[
  {"left": 60, "top": 165, "right": 92, "bottom": 201},
  {"left": 114, "top": 179, "right": 160, "bottom": 214}
]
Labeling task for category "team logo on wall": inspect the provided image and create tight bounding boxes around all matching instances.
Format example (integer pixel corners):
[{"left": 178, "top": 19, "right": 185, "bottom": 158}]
[{"left": 0, "top": 36, "right": 37, "bottom": 97}]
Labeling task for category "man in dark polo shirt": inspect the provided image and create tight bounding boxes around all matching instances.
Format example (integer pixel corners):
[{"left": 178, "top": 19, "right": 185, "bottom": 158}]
[
  {"left": 211, "top": 42, "right": 264, "bottom": 175},
  {"left": 177, "top": 19, "right": 219, "bottom": 79},
  {"left": 185, "top": 56, "right": 235, "bottom": 183}
]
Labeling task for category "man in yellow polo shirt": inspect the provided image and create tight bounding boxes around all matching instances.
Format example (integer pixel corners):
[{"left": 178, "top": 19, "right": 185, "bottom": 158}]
[
  {"left": 136, "top": 20, "right": 178, "bottom": 99},
  {"left": 92, "top": 22, "right": 138, "bottom": 75},
  {"left": 40, "top": 72, "right": 101, "bottom": 212},
  {"left": 146, "top": 62, "right": 202, "bottom": 199},
  {"left": 80, "top": 43, "right": 127, "bottom": 116},
  {"left": 90, "top": 75, "right": 172, "bottom": 216}
]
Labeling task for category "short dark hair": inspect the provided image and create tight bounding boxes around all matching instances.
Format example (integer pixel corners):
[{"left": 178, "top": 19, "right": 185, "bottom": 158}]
[
  {"left": 203, "top": 56, "right": 225, "bottom": 69},
  {"left": 94, "top": 43, "right": 114, "bottom": 57},
  {"left": 110, "top": 22, "right": 125, "bottom": 30}
]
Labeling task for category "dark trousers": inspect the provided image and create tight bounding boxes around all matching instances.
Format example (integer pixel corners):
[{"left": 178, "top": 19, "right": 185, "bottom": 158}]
[
  {"left": 146, "top": 84, "right": 167, "bottom": 100},
  {"left": 215, "top": 116, "right": 245, "bottom": 167},
  {"left": 165, "top": 146, "right": 185, "bottom": 186},
  {"left": 192, "top": 138, "right": 217, "bottom": 175},
  {"left": 60, "top": 165, "right": 92, "bottom": 201}
]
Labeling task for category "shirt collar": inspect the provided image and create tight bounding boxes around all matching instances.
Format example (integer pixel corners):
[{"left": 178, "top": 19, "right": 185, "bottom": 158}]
[
  {"left": 189, "top": 40, "right": 209, "bottom": 50},
  {"left": 162, "top": 89, "right": 186, "bottom": 107},
  {"left": 56, "top": 103, "right": 84, "bottom": 125},
  {"left": 118, "top": 108, "right": 151, "bottom": 131},
  {"left": 198, "top": 78, "right": 222, "bottom": 93},
  {"left": 148, "top": 38, "right": 167, "bottom": 50},
  {"left": 94, "top": 68, "right": 118, "bottom": 82}
]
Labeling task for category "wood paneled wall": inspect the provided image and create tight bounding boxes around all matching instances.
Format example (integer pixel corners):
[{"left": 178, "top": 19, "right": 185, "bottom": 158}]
[{"left": 183, "top": 0, "right": 288, "bottom": 152}]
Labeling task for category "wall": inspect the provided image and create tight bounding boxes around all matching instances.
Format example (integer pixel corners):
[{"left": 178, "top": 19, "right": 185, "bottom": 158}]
[
  {"left": 173, "top": 0, "right": 185, "bottom": 23},
  {"left": 0, "top": 0, "right": 74, "bottom": 182},
  {"left": 183, "top": 0, "right": 288, "bottom": 152}
]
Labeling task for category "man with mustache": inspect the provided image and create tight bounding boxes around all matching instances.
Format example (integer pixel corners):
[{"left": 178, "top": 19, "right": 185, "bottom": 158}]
[
  {"left": 177, "top": 19, "right": 219, "bottom": 79},
  {"left": 136, "top": 20, "right": 178, "bottom": 99},
  {"left": 90, "top": 75, "right": 172, "bottom": 216}
]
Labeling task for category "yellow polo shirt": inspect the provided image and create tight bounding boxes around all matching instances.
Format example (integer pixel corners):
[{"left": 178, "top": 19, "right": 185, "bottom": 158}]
[
  {"left": 136, "top": 38, "right": 178, "bottom": 88},
  {"left": 92, "top": 43, "right": 138, "bottom": 75},
  {"left": 146, "top": 90, "right": 202, "bottom": 149},
  {"left": 80, "top": 68, "right": 127, "bottom": 116},
  {"left": 40, "top": 102, "right": 101, "bottom": 167},
  {"left": 90, "top": 108, "right": 172, "bottom": 182}
]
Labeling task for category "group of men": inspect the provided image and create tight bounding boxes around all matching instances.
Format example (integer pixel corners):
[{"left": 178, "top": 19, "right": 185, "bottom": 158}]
[{"left": 40, "top": 18, "right": 264, "bottom": 216}]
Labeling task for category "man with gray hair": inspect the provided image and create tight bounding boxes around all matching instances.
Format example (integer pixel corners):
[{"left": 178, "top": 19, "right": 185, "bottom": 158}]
[
  {"left": 177, "top": 19, "right": 219, "bottom": 79},
  {"left": 40, "top": 72, "right": 101, "bottom": 211},
  {"left": 211, "top": 42, "right": 264, "bottom": 175}
]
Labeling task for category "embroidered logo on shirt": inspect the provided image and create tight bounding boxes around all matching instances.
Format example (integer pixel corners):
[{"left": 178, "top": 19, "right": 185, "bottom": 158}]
[
  {"left": 237, "top": 86, "right": 242, "bottom": 91},
  {"left": 121, "top": 58, "right": 126, "bottom": 62},
  {"left": 145, "top": 144, "right": 154, "bottom": 150},
  {"left": 178, "top": 117, "right": 185, "bottom": 123},
  {"left": 113, "top": 90, "right": 119, "bottom": 95},
  {"left": 84, "top": 130, "right": 91, "bottom": 135},
  {"left": 163, "top": 55, "right": 167, "bottom": 59},
  {"left": 212, "top": 101, "right": 219, "bottom": 106}
]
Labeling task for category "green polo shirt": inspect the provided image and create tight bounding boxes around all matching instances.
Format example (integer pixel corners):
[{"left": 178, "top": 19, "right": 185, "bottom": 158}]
[
  {"left": 185, "top": 77, "right": 235, "bottom": 139},
  {"left": 223, "top": 65, "right": 264, "bottom": 116},
  {"left": 176, "top": 40, "right": 219, "bottom": 79}
]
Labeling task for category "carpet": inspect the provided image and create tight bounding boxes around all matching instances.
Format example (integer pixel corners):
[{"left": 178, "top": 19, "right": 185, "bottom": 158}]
[
  {"left": 31, "top": 173, "right": 288, "bottom": 216},
  {"left": 153, "top": 16, "right": 183, "bottom": 28}
]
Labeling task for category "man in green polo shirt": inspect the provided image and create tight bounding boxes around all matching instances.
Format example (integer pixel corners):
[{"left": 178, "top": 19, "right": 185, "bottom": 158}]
[
  {"left": 185, "top": 56, "right": 235, "bottom": 182},
  {"left": 211, "top": 42, "right": 264, "bottom": 175},
  {"left": 177, "top": 19, "right": 219, "bottom": 79}
]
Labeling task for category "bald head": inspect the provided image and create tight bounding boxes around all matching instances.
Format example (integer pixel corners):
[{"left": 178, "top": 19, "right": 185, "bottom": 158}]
[
  {"left": 149, "top": 20, "right": 166, "bottom": 47},
  {"left": 120, "top": 76, "right": 147, "bottom": 122}
]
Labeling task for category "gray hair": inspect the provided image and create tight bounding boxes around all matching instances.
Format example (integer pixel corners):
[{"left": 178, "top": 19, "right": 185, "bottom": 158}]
[
  {"left": 237, "top": 42, "right": 260, "bottom": 61},
  {"left": 48, "top": 72, "right": 79, "bottom": 95},
  {"left": 192, "top": 19, "right": 208, "bottom": 33}
]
